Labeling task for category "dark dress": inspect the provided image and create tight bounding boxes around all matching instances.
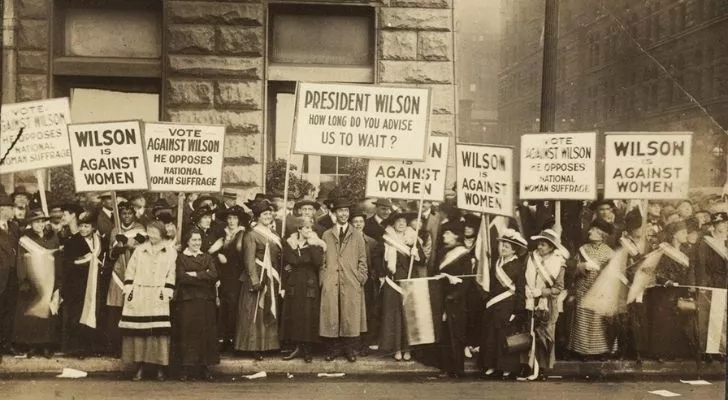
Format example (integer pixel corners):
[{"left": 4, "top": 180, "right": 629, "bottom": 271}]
[
  {"left": 60, "top": 233, "right": 99, "bottom": 355},
  {"left": 437, "top": 245, "right": 474, "bottom": 375},
  {"left": 12, "top": 230, "right": 62, "bottom": 346},
  {"left": 481, "top": 255, "right": 526, "bottom": 373},
  {"left": 174, "top": 251, "right": 220, "bottom": 367},
  {"left": 280, "top": 239, "right": 323, "bottom": 343},
  {"left": 646, "top": 245, "right": 694, "bottom": 359},
  {"left": 217, "top": 227, "right": 245, "bottom": 342}
]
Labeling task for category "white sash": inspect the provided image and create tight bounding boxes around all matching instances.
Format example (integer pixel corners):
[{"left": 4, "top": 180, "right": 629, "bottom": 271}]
[
  {"left": 253, "top": 224, "right": 282, "bottom": 249},
  {"left": 383, "top": 233, "right": 411, "bottom": 257},
  {"left": 579, "top": 247, "right": 602, "bottom": 272},
  {"left": 384, "top": 276, "right": 403, "bottom": 295},
  {"left": 486, "top": 256, "right": 518, "bottom": 309},
  {"left": 255, "top": 243, "right": 281, "bottom": 320},
  {"left": 486, "top": 291, "right": 513, "bottom": 309},
  {"left": 80, "top": 233, "right": 103, "bottom": 329},
  {"left": 658, "top": 242, "right": 689, "bottom": 267},
  {"left": 530, "top": 253, "right": 555, "bottom": 287},
  {"left": 439, "top": 246, "right": 471, "bottom": 271},
  {"left": 704, "top": 236, "right": 728, "bottom": 262},
  {"left": 620, "top": 236, "right": 641, "bottom": 257}
]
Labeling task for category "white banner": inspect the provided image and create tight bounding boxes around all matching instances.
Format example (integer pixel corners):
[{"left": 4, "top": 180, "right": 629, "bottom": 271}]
[
  {"left": 144, "top": 122, "right": 225, "bottom": 192},
  {"left": 67, "top": 120, "right": 148, "bottom": 192},
  {"left": 604, "top": 132, "right": 692, "bottom": 200},
  {"left": 456, "top": 144, "right": 514, "bottom": 217},
  {"left": 0, "top": 98, "right": 72, "bottom": 173},
  {"left": 293, "top": 83, "right": 430, "bottom": 161},
  {"left": 520, "top": 132, "right": 597, "bottom": 200},
  {"left": 366, "top": 136, "right": 449, "bottom": 201}
]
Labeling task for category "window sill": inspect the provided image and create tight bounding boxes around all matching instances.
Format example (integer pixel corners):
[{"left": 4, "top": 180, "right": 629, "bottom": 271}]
[
  {"left": 53, "top": 56, "right": 161, "bottom": 78},
  {"left": 268, "top": 63, "right": 373, "bottom": 83}
]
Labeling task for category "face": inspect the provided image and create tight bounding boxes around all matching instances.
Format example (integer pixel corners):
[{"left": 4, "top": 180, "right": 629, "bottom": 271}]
[
  {"left": 715, "top": 221, "right": 728, "bottom": 235},
  {"left": 257, "top": 210, "right": 274, "bottom": 227},
  {"left": 648, "top": 203, "right": 662, "bottom": 217},
  {"left": 199, "top": 215, "right": 212, "bottom": 229},
  {"left": 61, "top": 210, "right": 75, "bottom": 225},
  {"left": 677, "top": 202, "right": 693, "bottom": 218},
  {"left": 147, "top": 226, "right": 163, "bottom": 245},
  {"left": 673, "top": 228, "right": 688, "bottom": 244},
  {"left": 165, "top": 223, "right": 176, "bottom": 238},
  {"left": 31, "top": 219, "right": 46, "bottom": 234},
  {"left": 393, "top": 217, "right": 407, "bottom": 233},
  {"left": 422, "top": 201, "right": 432, "bottom": 213},
  {"left": 187, "top": 193, "right": 199, "bottom": 203},
  {"left": 120, "top": 209, "right": 135, "bottom": 225},
  {"left": 335, "top": 207, "right": 350, "bottom": 224},
  {"left": 597, "top": 204, "right": 613, "bottom": 220},
  {"left": 442, "top": 230, "right": 458, "bottom": 246},
  {"left": 628, "top": 227, "right": 643, "bottom": 241},
  {"left": 464, "top": 226, "right": 475, "bottom": 237},
  {"left": 499, "top": 241, "right": 516, "bottom": 259},
  {"left": 227, "top": 214, "right": 239, "bottom": 228},
  {"left": 187, "top": 233, "right": 202, "bottom": 252},
  {"left": 102, "top": 197, "right": 114, "bottom": 209},
  {"left": 14, "top": 195, "right": 29, "bottom": 207},
  {"left": 50, "top": 208, "right": 63, "bottom": 223},
  {"left": 132, "top": 197, "right": 146, "bottom": 208},
  {"left": 588, "top": 227, "right": 605, "bottom": 242},
  {"left": 351, "top": 216, "right": 365, "bottom": 230},
  {"left": 298, "top": 225, "right": 313, "bottom": 239},
  {"left": 376, "top": 206, "right": 392, "bottom": 220},
  {"left": 536, "top": 240, "right": 555, "bottom": 257},
  {"left": 688, "top": 231, "right": 699, "bottom": 244},
  {"left": 14, "top": 206, "right": 26, "bottom": 219},
  {"left": 409, "top": 218, "right": 422, "bottom": 231},
  {"left": 86, "top": 193, "right": 100, "bottom": 206},
  {"left": 78, "top": 223, "right": 94, "bottom": 237},
  {"left": 665, "top": 213, "right": 680, "bottom": 225},
  {"left": 299, "top": 205, "right": 316, "bottom": 218}
]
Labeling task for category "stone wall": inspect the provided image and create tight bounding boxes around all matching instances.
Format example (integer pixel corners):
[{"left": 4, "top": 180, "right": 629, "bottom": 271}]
[{"left": 16, "top": 0, "right": 50, "bottom": 101}]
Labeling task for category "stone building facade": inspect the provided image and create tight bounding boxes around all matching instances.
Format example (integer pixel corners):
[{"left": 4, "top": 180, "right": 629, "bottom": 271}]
[{"left": 3, "top": 0, "right": 456, "bottom": 197}]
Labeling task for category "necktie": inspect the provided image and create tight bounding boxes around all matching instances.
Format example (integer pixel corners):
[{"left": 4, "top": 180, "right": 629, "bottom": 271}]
[{"left": 339, "top": 227, "right": 345, "bottom": 245}]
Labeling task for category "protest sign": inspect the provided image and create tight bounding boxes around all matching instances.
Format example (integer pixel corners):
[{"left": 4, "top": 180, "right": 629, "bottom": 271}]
[
  {"left": 456, "top": 144, "right": 514, "bottom": 217},
  {"left": 0, "top": 98, "right": 72, "bottom": 173},
  {"left": 604, "top": 132, "right": 692, "bottom": 200},
  {"left": 144, "top": 122, "right": 225, "bottom": 192},
  {"left": 67, "top": 120, "right": 148, "bottom": 192},
  {"left": 366, "top": 135, "right": 449, "bottom": 201},
  {"left": 519, "top": 132, "right": 597, "bottom": 200},
  {"left": 292, "top": 83, "right": 430, "bottom": 161}
]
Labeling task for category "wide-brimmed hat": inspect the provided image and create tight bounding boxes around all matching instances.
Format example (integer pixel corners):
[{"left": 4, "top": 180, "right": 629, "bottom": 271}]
[
  {"left": 373, "top": 198, "right": 393, "bottom": 208},
  {"left": 78, "top": 211, "right": 96, "bottom": 225},
  {"left": 497, "top": 228, "right": 528, "bottom": 249},
  {"left": 294, "top": 199, "right": 320, "bottom": 211},
  {"left": 462, "top": 213, "right": 482, "bottom": 230},
  {"left": 624, "top": 209, "right": 642, "bottom": 232},
  {"left": 151, "top": 198, "right": 175, "bottom": 218},
  {"left": 440, "top": 220, "right": 465, "bottom": 240},
  {"left": 60, "top": 203, "right": 85, "bottom": 217},
  {"left": 383, "top": 212, "right": 419, "bottom": 227},
  {"left": 244, "top": 193, "right": 268, "bottom": 209},
  {"left": 222, "top": 191, "right": 238, "bottom": 200},
  {"left": 155, "top": 211, "right": 176, "bottom": 225},
  {"left": 10, "top": 186, "right": 29, "bottom": 201},
  {"left": 530, "top": 228, "right": 569, "bottom": 258},
  {"left": 589, "top": 218, "right": 615, "bottom": 236},
  {"left": 190, "top": 205, "right": 215, "bottom": 224},
  {"left": 26, "top": 209, "right": 49, "bottom": 223},
  {"left": 193, "top": 195, "right": 218, "bottom": 210},
  {"left": 0, "top": 192, "right": 13, "bottom": 207},
  {"left": 710, "top": 212, "right": 728, "bottom": 225},
  {"left": 330, "top": 198, "right": 354, "bottom": 212},
  {"left": 221, "top": 205, "right": 251, "bottom": 226},
  {"left": 590, "top": 196, "right": 615, "bottom": 211},
  {"left": 349, "top": 207, "right": 368, "bottom": 221},
  {"left": 98, "top": 192, "right": 112, "bottom": 200},
  {"left": 250, "top": 199, "right": 275, "bottom": 218}
]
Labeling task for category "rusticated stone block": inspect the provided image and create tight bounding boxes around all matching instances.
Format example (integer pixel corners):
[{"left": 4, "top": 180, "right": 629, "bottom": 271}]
[
  {"left": 167, "top": 2, "right": 263, "bottom": 26},
  {"left": 18, "top": 20, "right": 48, "bottom": 50},
  {"left": 222, "top": 164, "right": 263, "bottom": 186},
  {"left": 168, "top": 55, "right": 262, "bottom": 79},
  {"left": 224, "top": 133, "right": 262, "bottom": 161},
  {"left": 379, "top": 8, "right": 451, "bottom": 31},
  {"left": 18, "top": 51, "right": 48, "bottom": 74},
  {"left": 391, "top": 0, "right": 451, "bottom": 8},
  {"left": 18, "top": 0, "right": 49, "bottom": 19},
  {"left": 167, "top": 80, "right": 213, "bottom": 107},
  {"left": 379, "top": 31, "right": 417, "bottom": 60},
  {"left": 418, "top": 31, "right": 452, "bottom": 61},
  {"left": 379, "top": 61, "right": 453, "bottom": 84},
  {"left": 168, "top": 25, "right": 215, "bottom": 54},
  {"left": 216, "top": 26, "right": 263, "bottom": 55},
  {"left": 420, "top": 84, "right": 454, "bottom": 114},
  {"left": 166, "top": 109, "right": 262, "bottom": 135},
  {"left": 18, "top": 74, "right": 47, "bottom": 101},
  {"left": 215, "top": 81, "right": 262, "bottom": 110},
  {"left": 429, "top": 113, "right": 454, "bottom": 136}
]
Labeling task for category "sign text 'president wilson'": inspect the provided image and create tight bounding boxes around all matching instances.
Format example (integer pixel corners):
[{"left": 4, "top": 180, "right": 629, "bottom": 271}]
[
  {"left": 604, "top": 132, "right": 692, "bottom": 200},
  {"left": 68, "top": 120, "right": 148, "bottom": 192},
  {"left": 293, "top": 83, "right": 430, "bottom": 161},
  {"left": 456, "top": 144, "right": 514, "bottom": 217}
]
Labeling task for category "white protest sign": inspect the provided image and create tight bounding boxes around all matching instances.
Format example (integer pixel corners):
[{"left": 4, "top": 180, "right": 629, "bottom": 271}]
[
  {"left": 144, "top": 122, "right": 225, "bottom": 192},
  {"left": 604, "top": 132, "right": 692, "bottom": 200},
  {"left": 366, "top": 136, "right": 449, "bottom": 201},
  {"left": 0, "top": 98, "right": 72, "bottom": 173},
  {"left": 520, "top": 132, "right": 597, "bottom": 200},
  {"left": 293, "top": 83, "right": 430, "bottom": 161},
  {"left": 67, "top": 120, "right": 148, "bottom": 192},
  {"left": 456, "top": 144, "right": 514, "bottom": 217}
]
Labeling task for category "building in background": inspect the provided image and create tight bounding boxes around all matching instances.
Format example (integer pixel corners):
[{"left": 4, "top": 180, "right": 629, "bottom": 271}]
[
  {"left": 499, "top": 0, "right": 728, "bottom": 188},
  {"left": 1, "top": 0, "right": 457, "bottom": 197}
]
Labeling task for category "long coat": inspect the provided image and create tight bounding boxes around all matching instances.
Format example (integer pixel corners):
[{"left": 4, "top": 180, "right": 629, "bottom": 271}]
[
  {"left": 693, "top": 236, "right": 727, "bottom": 289},
  {"left": 281, "top": 240, "right": 323, "bottom": 343},
  {"left": 320, "top": 225, "right": 368, "bottom": 338},
  {"left": 106, "top": 222, "right": 146, "bottom": 308}
]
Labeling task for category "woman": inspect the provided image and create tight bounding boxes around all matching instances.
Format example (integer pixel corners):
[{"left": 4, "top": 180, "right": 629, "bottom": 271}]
[
  {"left": 646, "top": 221, "right": 694, "bottom": 361},
  {"left": 12, "top": 210, "right": 62, "bottom": 358},
  {"left": 211, "top": 205, "right": 249, "bottom": 353},
  {"left": 234, "top": 200, "right": 282, "bottom": 360},
  {"left": 174, "top": 229, "right": 220, "bottom": 381},
  {"left": 119, "top": 221, "right": 177, "bottom": 381},
  {"left": 280, "top": 216, "right": 326, "bottom": 363},
  {"left": 187, "top": 206, "right": 218, "bottom": 253},
  {"left": 61, "top": 210, "right": 103, "bottom": 359},
  {"left": 567, "top": 220, "right": 615, "bottom": 360},
  {"left": 523, "top": 228, "right": 569, "bottom": 381},
  {"left": 380, "top": 212, "right": 424, "bottom": 361},
  {"left": 481, "top": 229, "right": 528, "bottom": 380},
  {"left": 105, "top": 202, "right": 146, "bottom": 357}
]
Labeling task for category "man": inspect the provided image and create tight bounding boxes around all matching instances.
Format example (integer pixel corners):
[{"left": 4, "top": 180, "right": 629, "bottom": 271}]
[
  {"left": 96, "top": 192, "right": 115, "bottom": 240},
  {"left": 220, "top": 191, "right": 237, "bottom": 210},
  {"left": 351, "top": 207, "right": 382, "bottom": 354},
  {"left": 48, "top": 204, "right": 65, "bottom": 235},
  {"left": 320, "top": 198, "right": 368, "bottom": 362},
  {"left": 10, "top": 186, "right": 30, "bottom": 209},
  {"left": 0, "top": 192, "right": 20, "bottom": 355},
  {"left": 364, "top": 199, "right": 393, "bottom": 241},
  {"left": 591, "top": 198, "right": 622, "bottom": 248},
  {"left": 181, "top": 193, "right": 199, "bottom": 226},
  {"left": 128, "top": 193, "right": 153, "bottom": 226},
  {"left": 315, "top": 196, "right": 338, "bottom": 235}
]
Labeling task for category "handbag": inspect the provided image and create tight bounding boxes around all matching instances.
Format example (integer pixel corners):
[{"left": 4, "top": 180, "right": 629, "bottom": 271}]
[
  {"left": 676, "top": 297, "right": 696, "bottom": 313},
  {"left": 505, "top": 332, "right": 532, "bottom": 354}
]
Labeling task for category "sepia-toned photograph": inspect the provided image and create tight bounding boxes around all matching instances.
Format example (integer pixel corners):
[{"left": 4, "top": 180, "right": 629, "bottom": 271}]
[{"left": 0, "top": 0, "right": 726, "bottom": 398}]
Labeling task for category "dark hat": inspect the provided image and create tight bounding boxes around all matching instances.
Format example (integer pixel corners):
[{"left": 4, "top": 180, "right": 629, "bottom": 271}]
[
  {"left": 117, "top": 201, "right": 135, "bottom": 213},
  {"left": 26, "top": 209, "right": 49, "bottom": 223},
  {"left": 49, "top": 203, "right": 63, "bottom": 212},
  {"left": 10, "top": 186, "right": 29, "bottom": 200},
  {"left": 373, "top": 198, "right": 393, "bottom": 208},
  {"left": 193, "top": 195, "right": 218, "bottom": 210},
  {"left": 440, "top": 220, "right": 465, "bottom": 240},
  {"left": 244, "top": 193, "right": 268, "bottom": 209},
  {"left": 624, "top": 209, "right": 643, "bottom": 232},
  {"left": 437, "top": 202, "right": 461, "bottom": 221},
  {"left": 60, "top": 203, "right": 84, "bottom": 217},
  {"left": 685, "top": 217, "right": 700, "bottom": 232},
  {"left": 222, "top": 191, "right": 238, "bottom": 200},
  {"left": 250, "top": 199, "right": 275, "bottom": 218},
  {"left": 98, "top": 191, "right": 112, "bottom": 199},
  {"left": 497, "top": 228, "right": 528, "bottom": 249},
  {"left": 664, "top": 220, "right": 687, "bottom": 238},
  {"left": 590, "top": 218, "right": 615, "bottom": 236},
  {"left": 383, "top": 212, "right": 418, "bottom": 227},
  {"left": 29, "top": 191, "right": 53, "bottom": 208},
  {"left": 78, "top": 211, "right": 96, "bottom": 225},
  {"left": 155, "top": 211, "right": 175, "bottom": 225},
  {"left": 330, "top": 198, "right": 354, "bottom": 212},
  {"left": 294, "top": 199, "right": 320, "bottom": 211},
  {"left": 0, "top": 192, "right": 13, "bottom": 207},
  {"left": 710, "top": 212, "right": 728, "bottom": 225},
  {"left": 151, "top": 198, "right": 174, "bottom": 218},
  {"left": 221, "top": 205, "right": 251, "bottom": 226},
  {"left": 190, "top": 205, "right": 215, "bottom": 224},
  {"left": 531, "top": 228, "right": 570, "bottom": 258},
  {"left": 462, "top": 213, "right": 482, "bottom": 230},
  {"left": 590, "top": 196, "right": 615, "bottom": 211}
]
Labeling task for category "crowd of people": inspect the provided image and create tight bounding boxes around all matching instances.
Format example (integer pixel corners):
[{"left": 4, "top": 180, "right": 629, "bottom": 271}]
[{"left": 0, "top": 184, "right": 725, "bottom": 382}]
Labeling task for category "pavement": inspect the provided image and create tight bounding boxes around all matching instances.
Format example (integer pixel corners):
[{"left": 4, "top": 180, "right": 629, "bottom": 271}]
[{"left": 0, "top": 376, "right": 725, "bottom": 400}]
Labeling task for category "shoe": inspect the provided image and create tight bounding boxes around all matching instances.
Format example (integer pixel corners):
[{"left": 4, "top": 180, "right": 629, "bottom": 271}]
[
  {"left": 345, "top": 351, "right": 357, "bottom": 362},
  {"left": 178, "top": 374, "right": 189, "bottom": 382},
  {"left": 132, "top": 367, "right": 143, "bottom": 382},
  {"left": 202, "top": 370, "right": 215, "bottom": 382},
  {"left": 42, "top": 348, "right": 53, "bottom": 359},
  {"left": 304, "top": 354, "right": 313, "bottom": 363},
  {"left": 393, "top": 351, "right": 402, "bottom": 361},
  {"left": 325, "top": 353, "right": 336, "bottom": 362},
  {"left": 253, "top": 352, "right": 264, "bottom": 361},
  {"left": 402, "top": 351, "right": 411, "bottom": 361},
  {"left": 501, "top": 372, "right": 516, "bottom": 381},
  {"left": 359, "top": 347, "right": 370, "bottom": 357},
  {"left": 156, "top": 369, "right": 166, "bottom": 382},
  {"left": 282, "top": 347, "right": 301, "bottom": 361}
]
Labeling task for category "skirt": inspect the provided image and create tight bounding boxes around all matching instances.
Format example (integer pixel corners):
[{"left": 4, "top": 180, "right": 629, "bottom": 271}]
[
  {"left": 234, "top": 287, "right": 280, "bottom": 352},
  {"left": 122, "top": 335, "right": 170, "bottom": 365},
  {"left": 568, "top": 273, "right": 610, "bottom": 355},
  {"left": 379, "top": 282, "right": 408, "bottom": 352},
  {"left": 174, "top": 299, "right": 220, "bottom": 366},
  {"left": 13, "top": 290, "right": 59, "bottom": 345}
]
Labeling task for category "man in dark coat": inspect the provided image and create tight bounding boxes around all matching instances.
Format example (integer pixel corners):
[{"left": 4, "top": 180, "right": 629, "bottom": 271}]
[
  {"left": 315, "top": 197, "right": 337, "bottom": 236},
  {"left": 0, "top": 193, "right": 20, "bottom": 354},
  {"left": 96, "top": 192, "right": 115, "bottom": 240},
  {"left": 694, "top": 212, "right": 728, "bottom": 289},
  {"left": 351, "top": 207, "right": 382, "bottom": 355},
  {"left": 363, "top": 199, "right": 392, "bottom": 241}
]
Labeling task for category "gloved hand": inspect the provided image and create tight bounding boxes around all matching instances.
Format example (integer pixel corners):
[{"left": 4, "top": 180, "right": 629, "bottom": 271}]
[
  {"left": 217, "top": 253, "right": 228, "bottom": 264},
  {"left": 115, "top": 234, "right": 128, "bottom": 245},
  {"left": 250, "top": 283, "right": 263, "bottom": 292},
  {"left": 134, "top": 233, "right": 147, "bottom": 244}
]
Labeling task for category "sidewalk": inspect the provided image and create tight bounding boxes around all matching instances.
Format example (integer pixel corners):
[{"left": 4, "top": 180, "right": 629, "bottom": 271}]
[{"left": 1, "top": 354, "right": 724, "bottom": 379}]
